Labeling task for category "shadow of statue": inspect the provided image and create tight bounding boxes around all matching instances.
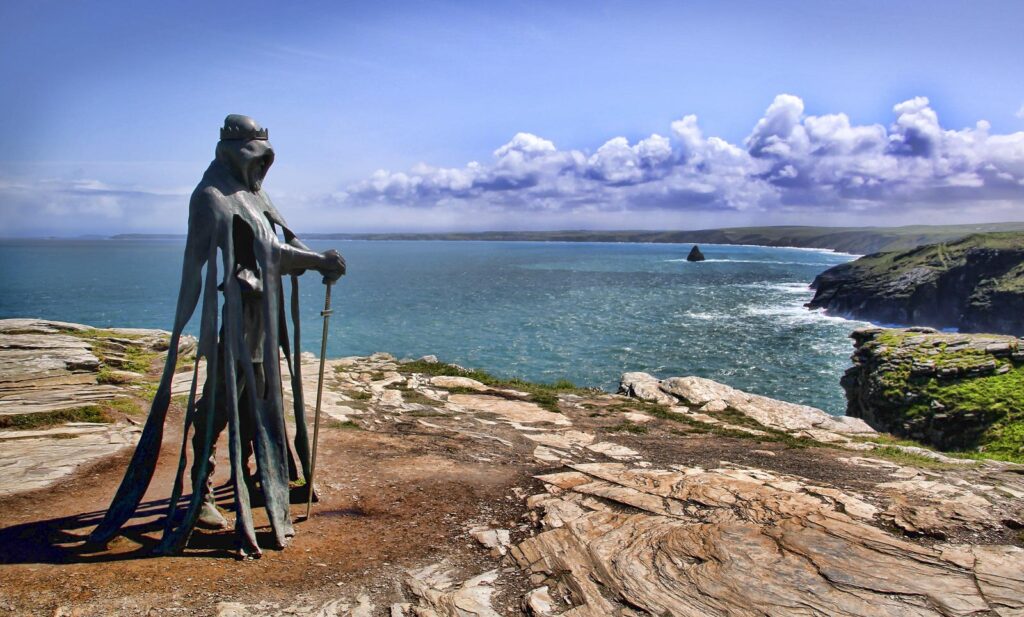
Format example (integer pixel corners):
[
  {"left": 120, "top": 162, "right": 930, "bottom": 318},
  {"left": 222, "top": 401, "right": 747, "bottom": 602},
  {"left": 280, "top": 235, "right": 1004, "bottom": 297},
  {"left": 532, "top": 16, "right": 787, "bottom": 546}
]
[{"left": 0, "top": 483, "right": 310, "bottom": 564}]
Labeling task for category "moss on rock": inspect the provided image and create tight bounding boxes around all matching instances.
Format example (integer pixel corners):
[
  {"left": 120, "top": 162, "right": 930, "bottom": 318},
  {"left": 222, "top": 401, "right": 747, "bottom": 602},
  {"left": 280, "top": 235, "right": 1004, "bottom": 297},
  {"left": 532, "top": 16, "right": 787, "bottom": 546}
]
[{"left": 843, "top": 326, "right": 1024, "bottom": 461}]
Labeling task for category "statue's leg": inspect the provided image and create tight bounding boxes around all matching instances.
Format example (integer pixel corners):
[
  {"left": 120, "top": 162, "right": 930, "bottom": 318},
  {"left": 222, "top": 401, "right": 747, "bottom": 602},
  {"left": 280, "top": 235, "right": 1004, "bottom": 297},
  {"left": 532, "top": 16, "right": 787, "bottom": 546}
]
[
  {"left": 239, "top": 363, "right": 258, "bottom": 496},
  {"left": 193, "top": 355, "right": 230, "bottom": 530},
  {"left": 238, "top": 297, "right": 264, "bottom": 496}
]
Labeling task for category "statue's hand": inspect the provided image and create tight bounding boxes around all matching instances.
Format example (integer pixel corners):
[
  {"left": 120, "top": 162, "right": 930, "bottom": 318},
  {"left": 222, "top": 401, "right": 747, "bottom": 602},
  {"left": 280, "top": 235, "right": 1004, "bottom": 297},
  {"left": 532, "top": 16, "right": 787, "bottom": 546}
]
[{"left": 320, "top": 249, "right": 346, "bottom": 283}]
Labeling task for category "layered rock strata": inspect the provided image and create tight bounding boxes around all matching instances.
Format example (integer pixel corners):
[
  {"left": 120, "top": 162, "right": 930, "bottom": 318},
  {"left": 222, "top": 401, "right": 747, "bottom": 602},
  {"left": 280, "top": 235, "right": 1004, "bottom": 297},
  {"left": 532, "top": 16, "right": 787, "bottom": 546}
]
[
  {"left": 513, "top": 462, "right": 1023, "bottom": 617},
  {"left": 0, "top": 318, "right": 194, "bottom": 497}
]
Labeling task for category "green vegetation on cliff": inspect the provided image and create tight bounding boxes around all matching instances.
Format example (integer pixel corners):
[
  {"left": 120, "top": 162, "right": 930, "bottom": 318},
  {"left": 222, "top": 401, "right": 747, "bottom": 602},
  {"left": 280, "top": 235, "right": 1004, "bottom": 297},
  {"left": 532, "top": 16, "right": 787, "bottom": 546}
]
[
  {"left": 810, "top": 232, "right": 1024, "bottom": 335},
  {"left": 843, "top": 327, "right": 1024, "bottom": 462}
]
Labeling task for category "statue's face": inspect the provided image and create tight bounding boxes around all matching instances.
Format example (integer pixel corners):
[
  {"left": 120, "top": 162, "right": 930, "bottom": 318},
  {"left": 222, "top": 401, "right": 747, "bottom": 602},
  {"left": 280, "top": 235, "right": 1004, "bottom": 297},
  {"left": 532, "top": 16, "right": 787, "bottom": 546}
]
[
  {"left": 240, "top": 139, "right": 274, "bottom": 191},
  {"left": 217, "top": 138, "right": 275, "bottom": 192}
]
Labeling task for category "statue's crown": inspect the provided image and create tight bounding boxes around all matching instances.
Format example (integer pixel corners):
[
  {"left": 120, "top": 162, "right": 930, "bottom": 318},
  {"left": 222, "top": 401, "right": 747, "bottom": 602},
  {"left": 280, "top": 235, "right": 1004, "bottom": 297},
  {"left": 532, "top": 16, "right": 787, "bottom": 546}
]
[{"left": 220, "top": 114, "right": 269, "bottom": 141}]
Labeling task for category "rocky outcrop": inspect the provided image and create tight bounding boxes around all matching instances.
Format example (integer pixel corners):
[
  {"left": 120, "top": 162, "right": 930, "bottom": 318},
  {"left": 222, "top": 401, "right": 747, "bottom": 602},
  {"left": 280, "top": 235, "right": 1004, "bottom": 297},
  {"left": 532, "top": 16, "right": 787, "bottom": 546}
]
[
  {"left": 513, "top": 462, "right": 1024, "bottom": 617},
  {"left": 620, "top": 371, "right": 876, "bottom": 441},
  {"left": 685, "top": 245, "right": 705, "bottom": 261},
  {"left": 842, "top": 326, "right": 1024, "bottom": 456},
  {"left": 3, "top": 321, "right": 1023, "bottom": 616},
  {"left": 808, "top": 232, "right": 1024, "bottom": 335},
  {"left": 0, "top": 318, "right": 194, "bottom": 496}
]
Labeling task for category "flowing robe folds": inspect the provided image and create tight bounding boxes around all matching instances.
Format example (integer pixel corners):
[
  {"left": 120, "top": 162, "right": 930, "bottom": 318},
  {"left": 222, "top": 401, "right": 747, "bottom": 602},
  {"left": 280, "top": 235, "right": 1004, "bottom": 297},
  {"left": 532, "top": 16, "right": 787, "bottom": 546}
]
[{"left": 89, "top": 159, "right": 315, "bottom": 558}]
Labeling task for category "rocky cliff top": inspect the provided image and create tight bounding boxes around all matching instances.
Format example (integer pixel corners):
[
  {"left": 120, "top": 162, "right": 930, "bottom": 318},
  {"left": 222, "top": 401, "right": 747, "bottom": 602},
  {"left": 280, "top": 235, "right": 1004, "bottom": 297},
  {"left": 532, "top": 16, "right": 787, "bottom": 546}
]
[
  {"left": 808, "top": 231, "right": 1024, "bottom": 335},
  {"left": 1, "top": 319, "right": 1022, "bottom": 616},
  {"left": 843, "top": 326, "right": 1024, "bottom": 460}
]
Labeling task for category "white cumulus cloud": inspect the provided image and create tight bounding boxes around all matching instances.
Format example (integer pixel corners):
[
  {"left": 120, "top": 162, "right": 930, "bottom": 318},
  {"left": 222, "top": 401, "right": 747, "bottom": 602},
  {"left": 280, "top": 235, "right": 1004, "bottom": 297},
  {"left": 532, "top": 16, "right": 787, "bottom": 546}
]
[{"left": 342, "top": 94, "right": 1024, "bottom": 224}]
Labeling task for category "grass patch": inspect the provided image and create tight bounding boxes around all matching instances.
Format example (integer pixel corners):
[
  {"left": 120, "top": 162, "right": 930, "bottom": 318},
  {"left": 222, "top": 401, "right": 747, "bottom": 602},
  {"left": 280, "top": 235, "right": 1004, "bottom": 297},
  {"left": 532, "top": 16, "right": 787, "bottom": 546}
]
[
  {"left": 69, "top": 328, "right": 144, "bottom": 341},
  {"left": 866, "top": 446, "right": 963, "bottom": 470},
  {"left": 175, "top": 353, "right": 196, "bottom": 373},
  {"left": 398, "top": 359, "right": 594, "bottom": 413},
  {"left": 860, "top": 328, "right": 1024, "bottom": 463},
  {"left": 344, "top": 388, "right": 372, "bottom": 401},
  {"left": 607, "top": 421, "right": 649, "bottom": 434},
  {"left": 120, "top": 345, "right": 158, "bottom": 374},
  {"left": 855, "top": 433, "right": 924, "bottom": 448},
  {"left": 326, "top": 419, "right": 361, "bottom": 430},
  {"left": 398, "top": 359, "right": 499, "bottom": 383},
  {"left": 0, "top": 406, "right": 113, "bottom": 430},
  {"left": 104, "top": 397, "right": 143, "bottom": 416},
  {"left": 398, "top": 387, "right": 440, "bottom": 407},
  {"left": 71, "top": 327, "right": 158, "bottom": 374},
  {"left": 138, "top": 382, "right": 159, "bottom": 402},
  {"left": 919, "top": 364, "right": 1022, "bottom": 461},
  {"left": 97, "top": 367, "right": 139, "bottom": 385}
]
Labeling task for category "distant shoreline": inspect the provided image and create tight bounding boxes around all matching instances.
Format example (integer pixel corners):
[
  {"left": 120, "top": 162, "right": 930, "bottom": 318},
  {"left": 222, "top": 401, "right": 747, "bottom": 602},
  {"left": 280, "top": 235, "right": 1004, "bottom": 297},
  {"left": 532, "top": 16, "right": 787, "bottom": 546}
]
[{"left": 6, "top": 222, "right": 1023, "bottom": 255}]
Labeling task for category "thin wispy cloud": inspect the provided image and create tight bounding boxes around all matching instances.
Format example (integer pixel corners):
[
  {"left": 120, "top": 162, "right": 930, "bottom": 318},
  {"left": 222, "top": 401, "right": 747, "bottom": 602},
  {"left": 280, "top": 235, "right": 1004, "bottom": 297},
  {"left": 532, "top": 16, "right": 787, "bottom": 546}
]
[{"left": 0, "top": 178, "right": 189, "bottom": 236}]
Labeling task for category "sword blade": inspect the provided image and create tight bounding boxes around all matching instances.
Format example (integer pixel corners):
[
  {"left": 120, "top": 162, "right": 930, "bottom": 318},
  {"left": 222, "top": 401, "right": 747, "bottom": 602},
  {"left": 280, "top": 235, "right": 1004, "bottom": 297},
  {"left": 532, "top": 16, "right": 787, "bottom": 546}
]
[{"left": 305, "top": 281, "right": 333, "bottom": 519}]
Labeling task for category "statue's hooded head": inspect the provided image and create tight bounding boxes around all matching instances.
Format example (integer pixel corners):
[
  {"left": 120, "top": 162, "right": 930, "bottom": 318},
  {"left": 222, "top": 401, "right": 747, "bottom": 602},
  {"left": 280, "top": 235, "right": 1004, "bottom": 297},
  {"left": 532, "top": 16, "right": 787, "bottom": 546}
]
[{"left": 215, "top": 114, "right": 275, "bottom": 192}]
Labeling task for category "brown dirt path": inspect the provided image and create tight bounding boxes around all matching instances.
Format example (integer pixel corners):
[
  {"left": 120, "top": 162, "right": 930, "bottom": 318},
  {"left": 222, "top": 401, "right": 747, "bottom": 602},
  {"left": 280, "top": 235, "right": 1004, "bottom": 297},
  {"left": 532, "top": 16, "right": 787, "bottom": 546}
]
[{"left": 0, "top": 400, "right": 538, "bottom": 616}]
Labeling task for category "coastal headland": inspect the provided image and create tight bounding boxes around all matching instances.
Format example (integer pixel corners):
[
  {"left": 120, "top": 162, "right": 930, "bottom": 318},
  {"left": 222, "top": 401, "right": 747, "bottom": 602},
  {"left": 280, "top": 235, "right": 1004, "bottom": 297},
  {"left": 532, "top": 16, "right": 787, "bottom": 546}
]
[
  {"left": 809, "top": 232, "right": 1024, "bottom": 335},
  {"left": 1, "top": 319, "right": 1021, "bottom": 616},
  {"left": 109, "top": 221, "right": 1024, "bottom": 256}
]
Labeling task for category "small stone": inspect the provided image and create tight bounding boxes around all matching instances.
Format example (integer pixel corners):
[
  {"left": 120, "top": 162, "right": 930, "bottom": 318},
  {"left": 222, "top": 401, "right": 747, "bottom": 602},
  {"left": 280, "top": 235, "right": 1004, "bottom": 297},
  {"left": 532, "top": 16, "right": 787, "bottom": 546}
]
[
  {"left": 430, "top": 375, "right": 489, "bottom": 391},
  {"left": 377, "top": 389, "right": 404, "bottom": 408},
  {"left": 700, "top": 400, "right": 728, "bottom": 413},
  {"left": 985, "top": 343, "right": 1012, "bottom": 356},
  {"left": 214, "top": 603, "right": 251, "bottom": 617},
  {"left": 470, "top": 527, "right": 511, "bottom": 555},
  {"left": 525, "top": 586, "right": 555, "bottom": 615}
]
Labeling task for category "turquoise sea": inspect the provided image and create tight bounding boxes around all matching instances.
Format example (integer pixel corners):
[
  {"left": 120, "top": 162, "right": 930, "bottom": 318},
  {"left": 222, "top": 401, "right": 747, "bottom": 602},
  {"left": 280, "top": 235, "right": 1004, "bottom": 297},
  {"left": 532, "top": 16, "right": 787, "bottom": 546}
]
[{"left": 0, "top": 239, "right": 866, "bottom": 414}]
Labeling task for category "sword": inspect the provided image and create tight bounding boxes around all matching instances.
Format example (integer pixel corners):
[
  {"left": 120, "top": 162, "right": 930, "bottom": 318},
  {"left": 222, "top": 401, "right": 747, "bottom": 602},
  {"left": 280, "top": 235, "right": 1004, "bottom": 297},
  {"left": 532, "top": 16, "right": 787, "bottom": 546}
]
[{"left": 305, "top": 279, "right": 334, "bottom": 519}]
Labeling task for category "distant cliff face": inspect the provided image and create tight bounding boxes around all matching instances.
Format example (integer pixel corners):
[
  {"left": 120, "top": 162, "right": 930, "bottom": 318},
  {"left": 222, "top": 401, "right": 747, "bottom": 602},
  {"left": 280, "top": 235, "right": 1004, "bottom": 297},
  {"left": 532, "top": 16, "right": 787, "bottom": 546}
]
[
  {"left": 842, "top": 326, "right": 1024, "bottom": 457},
  {"left": 808, "top": 232, "right": 1024, "bottom": 336}
]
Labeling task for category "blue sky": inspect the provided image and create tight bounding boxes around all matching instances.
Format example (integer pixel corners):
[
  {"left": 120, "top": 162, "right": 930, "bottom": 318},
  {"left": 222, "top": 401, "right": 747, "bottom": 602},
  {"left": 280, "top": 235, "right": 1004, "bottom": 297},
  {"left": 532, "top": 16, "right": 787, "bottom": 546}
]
[{"left": 2, "top": 0, "right": 1023, "bottom": 235}]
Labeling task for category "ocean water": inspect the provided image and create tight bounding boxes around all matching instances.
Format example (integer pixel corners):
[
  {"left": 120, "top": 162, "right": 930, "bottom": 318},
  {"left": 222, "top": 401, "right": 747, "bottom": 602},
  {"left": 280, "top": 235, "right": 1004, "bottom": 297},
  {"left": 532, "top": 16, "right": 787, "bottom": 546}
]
[{"left": 0, "top": 239, "right": 867, "bottom": 414}]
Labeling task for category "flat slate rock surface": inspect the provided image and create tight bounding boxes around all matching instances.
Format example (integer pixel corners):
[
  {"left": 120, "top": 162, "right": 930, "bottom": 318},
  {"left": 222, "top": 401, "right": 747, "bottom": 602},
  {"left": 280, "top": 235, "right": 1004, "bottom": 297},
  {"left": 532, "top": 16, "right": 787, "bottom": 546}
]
[{"left": 0, "top": 319, "right": 195, "bottom": 498}]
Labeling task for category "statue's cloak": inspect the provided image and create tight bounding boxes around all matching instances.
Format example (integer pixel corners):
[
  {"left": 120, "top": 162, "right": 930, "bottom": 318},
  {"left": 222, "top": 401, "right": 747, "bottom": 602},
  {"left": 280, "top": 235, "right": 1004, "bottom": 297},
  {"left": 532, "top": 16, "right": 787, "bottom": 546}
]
[{"left": 90, "top": 160, "right": 313, "bottom": 557}]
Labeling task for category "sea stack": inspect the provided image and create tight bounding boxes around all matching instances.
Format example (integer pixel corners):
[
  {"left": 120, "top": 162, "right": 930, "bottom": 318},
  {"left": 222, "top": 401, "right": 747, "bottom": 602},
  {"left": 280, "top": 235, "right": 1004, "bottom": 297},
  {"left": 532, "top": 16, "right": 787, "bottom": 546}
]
[{"left": 686, "top": 245, "right": 705, "bottom": 262}]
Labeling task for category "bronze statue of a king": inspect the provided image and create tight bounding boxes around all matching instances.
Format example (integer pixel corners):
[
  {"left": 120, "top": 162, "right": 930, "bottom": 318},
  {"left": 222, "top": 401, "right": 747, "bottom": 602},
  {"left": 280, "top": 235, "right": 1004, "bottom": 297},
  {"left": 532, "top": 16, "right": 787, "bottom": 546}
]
[{"left": 90, "top": 115, "right": 346, "bottom": 558}]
